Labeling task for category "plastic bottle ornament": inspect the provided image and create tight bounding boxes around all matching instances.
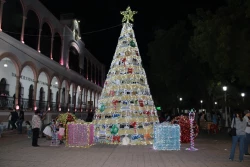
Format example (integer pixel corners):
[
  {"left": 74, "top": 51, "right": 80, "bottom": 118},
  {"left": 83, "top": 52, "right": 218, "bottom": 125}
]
[
  {"left": 130, "top": 40, "right": 136, "bottom": 47},
  {"left": 110, "top": 124, "right": 119, "bottom": 135},
  {"left": 100, "top": 104, "right": 105, "bottom": 112},
  {"left": 122, "top": 135, "right": 130, "bottom": 145}
]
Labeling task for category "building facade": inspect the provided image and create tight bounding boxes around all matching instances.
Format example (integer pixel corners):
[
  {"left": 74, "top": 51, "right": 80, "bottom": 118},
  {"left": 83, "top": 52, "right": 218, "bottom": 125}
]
[{"left": 0, "top": 0, "right": 105, "bottom": 123}]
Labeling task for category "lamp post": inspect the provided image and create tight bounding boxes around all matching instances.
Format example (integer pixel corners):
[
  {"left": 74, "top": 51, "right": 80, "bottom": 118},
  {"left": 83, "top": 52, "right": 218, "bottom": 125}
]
[{"left": 222, "top": 86, "right": 228, "bottom": 127}]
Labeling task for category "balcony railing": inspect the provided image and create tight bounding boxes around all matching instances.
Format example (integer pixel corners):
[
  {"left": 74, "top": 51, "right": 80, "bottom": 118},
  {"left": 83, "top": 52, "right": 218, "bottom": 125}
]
[{"left": 0, "top": 96, "right": 94, "bottom": 112}]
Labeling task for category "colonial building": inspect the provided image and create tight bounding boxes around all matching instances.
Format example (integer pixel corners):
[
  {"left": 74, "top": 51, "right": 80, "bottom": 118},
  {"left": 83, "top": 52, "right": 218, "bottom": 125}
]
[{"left": 0, "top": 0, "right": 105, "bottom": 122}]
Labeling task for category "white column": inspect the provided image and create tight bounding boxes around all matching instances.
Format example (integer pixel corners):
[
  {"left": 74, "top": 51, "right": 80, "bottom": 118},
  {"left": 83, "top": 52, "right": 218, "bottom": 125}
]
[
  {"left": 37, "top": 28, "right": 42, "bottom": 52},
  {"left": 50, "top": 34, "right": 54, "bottom": 59},
  {"left": 20, "top": 16, "right": 27, "bottom": 43},
  {"left": 0, "top": 0, "right": 6, "bottom": 31}
]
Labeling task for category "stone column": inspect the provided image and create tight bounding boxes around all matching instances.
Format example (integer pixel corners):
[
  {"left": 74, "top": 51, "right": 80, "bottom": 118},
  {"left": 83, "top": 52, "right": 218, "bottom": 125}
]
[
  {"left": 73, "top": 91, "right": 77, "bottom": 111},
  {"left": 33, "top": 80, "right": 38, "bottom": 109},
  {"left": 90, "top": 90, "right": 92, "bottom": 110},
  {"left": 79, "top": 90, "right": 83, "bottom": 111},
  {"left": 57, "top": 88, "right": 61, "bottom": 110},
  {"left": 20, "top": 16, "right": 27, "bottom": 43},
  {"left": 50, "top": 34, "right": 54, "bottom": 59},
  {"left": 37, "top": 28, "right": 42, "bottom": 52},
  {"left": 0, "top": 0, "right": 6, "bottom": 31}
]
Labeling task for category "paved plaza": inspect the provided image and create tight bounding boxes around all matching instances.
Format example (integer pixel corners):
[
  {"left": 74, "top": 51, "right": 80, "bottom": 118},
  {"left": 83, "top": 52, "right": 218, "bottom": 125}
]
[{"left": 0, "top": 131, "right": 249, "bottom": 167}]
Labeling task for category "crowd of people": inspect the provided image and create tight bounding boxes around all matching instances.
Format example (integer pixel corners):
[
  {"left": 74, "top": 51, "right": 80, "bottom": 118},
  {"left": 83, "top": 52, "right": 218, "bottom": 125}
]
[{"left": 5, "top": 108, "right": 65, "bottom": 147}]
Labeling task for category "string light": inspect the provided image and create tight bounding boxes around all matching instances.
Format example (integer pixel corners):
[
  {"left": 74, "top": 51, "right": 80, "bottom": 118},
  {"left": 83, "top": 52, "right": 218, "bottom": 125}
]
[
  {"left": 66, "top": 121, "right": 94, "bottom": 148},
  {"left": 186, "top": 109, "right": 198, "bottom": 151},
  {"left": 2, "top": 24, "right": 122, "bottom": 37},
  {"left": 94, "top": 9, "right": 159, "bottom": 145},
  {"left": 153, "top": 122, "right": 180, "bottom": 150}
]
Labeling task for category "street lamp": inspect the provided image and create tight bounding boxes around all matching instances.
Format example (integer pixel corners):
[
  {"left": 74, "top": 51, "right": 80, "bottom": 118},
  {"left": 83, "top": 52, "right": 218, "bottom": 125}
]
[
  {"left": 241, "top": 93, "right": 245, "bottom": 102},
  {"left": 222, "top": 86, "right": 228, "bottom": 127},
  {"left": 200, "top": 100, "right": 203, "bottom": 110},
  {"left": 179, "top": 97, "right": 182, "bottom": 114}
]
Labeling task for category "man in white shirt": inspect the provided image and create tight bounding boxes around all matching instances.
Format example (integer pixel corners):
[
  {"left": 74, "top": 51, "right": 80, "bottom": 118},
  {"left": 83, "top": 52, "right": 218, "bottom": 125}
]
[
  {"left": 244, "top": 110, "right": 250, "bottom": 156},
  {"left": 32, "top": 110, "right": 42, "bottom": 147}
]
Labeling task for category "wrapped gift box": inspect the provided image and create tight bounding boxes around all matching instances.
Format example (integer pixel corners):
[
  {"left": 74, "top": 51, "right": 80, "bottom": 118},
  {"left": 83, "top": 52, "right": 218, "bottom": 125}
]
[
  {"left": 66, "top": 122, "right": 95, "bottom": 148},
  {"left": 153, "top": 123, "right": 180, "bottom": 150}
]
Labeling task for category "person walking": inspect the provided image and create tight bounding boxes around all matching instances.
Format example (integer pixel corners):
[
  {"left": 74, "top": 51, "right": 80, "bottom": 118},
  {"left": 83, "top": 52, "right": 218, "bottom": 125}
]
[
  {"left": 243, "top": 110, "right": 250, "bottom": 156},
  {"left": 229, "top": 111, "right": 247, "bottom": 162},
  {"left": 17, "top": 109, "right": 24, "bottom": 134},
  {"left": 31, "top": 110, "right": 42, "bottom": 147}
]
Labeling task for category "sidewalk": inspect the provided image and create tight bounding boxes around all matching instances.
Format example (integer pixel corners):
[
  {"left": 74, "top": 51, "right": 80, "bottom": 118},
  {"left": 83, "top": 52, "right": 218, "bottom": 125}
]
[{"left": 0, "top": 130, "right": 249, "bottom": 167}]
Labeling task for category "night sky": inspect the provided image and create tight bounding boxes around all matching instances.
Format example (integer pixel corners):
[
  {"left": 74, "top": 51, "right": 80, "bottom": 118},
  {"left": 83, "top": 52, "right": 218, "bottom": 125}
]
[{"left": 40, "top": 0, "right": 226, "bottom": 69}]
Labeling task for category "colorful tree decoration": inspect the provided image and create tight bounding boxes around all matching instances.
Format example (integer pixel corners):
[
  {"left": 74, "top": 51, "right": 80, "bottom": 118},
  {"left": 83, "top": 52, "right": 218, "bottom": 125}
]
[
  {"left": 93, "top": 7, "right": 159, "bottom": 145},
  {"left": 186, "top": 109, "right": 198, "bottom": 151},
  {"left": 57, "top": 112, "right": 76, "bottom": 125},
  {"left": 171, "top": 115, "right": 199, "bottom": 143}
]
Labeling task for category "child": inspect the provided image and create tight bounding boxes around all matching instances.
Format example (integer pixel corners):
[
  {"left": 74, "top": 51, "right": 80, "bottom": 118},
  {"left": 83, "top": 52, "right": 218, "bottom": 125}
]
[
  {"left": 57, "top": 123, "right": 65, "bottom": 144},
  {"left": 25, "top": 121, "right": 32, "bottom": 138}
]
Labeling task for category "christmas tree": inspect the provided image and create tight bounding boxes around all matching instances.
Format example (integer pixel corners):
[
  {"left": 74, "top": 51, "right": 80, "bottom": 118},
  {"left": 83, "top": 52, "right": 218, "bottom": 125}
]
[{"left": 93, "top": 6, "right": 159, "bottom": 145}]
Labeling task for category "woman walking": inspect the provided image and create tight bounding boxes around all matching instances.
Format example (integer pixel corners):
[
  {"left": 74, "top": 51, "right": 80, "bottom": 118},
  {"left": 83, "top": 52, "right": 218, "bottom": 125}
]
[{"left": 229, "top": 111, "right": 247, "bottom": 162}]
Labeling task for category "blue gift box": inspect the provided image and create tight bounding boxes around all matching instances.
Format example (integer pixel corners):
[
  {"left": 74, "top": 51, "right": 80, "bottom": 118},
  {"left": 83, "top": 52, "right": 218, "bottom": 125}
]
[{"left": 153, "top": 123, "right": 180, "bottom": 150}]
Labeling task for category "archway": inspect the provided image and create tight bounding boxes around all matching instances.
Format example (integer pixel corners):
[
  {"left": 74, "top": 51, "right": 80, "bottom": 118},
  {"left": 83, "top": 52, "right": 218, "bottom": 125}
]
[
  {"left": 40, "top": 22, "right": 51, "bottom": 58},
  {"left": 2, "top": 0, "right": 23, "bottom": 40},
  {"left": 37, "top": 71, "right": 49, "bottom": 109},
  {"left": 61, "top": 80, "right": 67, "bottom": 111},
  {"left": 39, "top": 87, "right": 45, "bottom": 110},
  {"left": 24, "top": 10, "right": 39, "bottom": 50},
  {"left": 68, "top": 46, "right": 80, "bottom": 73},
  {"left": 52, "top": 32, "right": 61, "bottom": 63},
  {"left": 0, "top": 78, "right": 8, "bottom": 96}
]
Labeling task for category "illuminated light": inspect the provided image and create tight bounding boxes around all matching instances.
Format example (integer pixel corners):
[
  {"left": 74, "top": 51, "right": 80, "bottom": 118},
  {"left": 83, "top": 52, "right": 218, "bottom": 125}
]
[
  {"left": 200, "top": 100, "right": 203, "bottom": 103},
  {"left": 21, "top": 41, "right": 25, "bottom": 44},
  {"left": 241, "top": 93, "right": 245, "bottom": 97},
  {"left": 78, "top": 20, "right": 80, "bottom": 23},
  {"left": 214, "top": 102, "right": 217, "bottom": 105},
  {"left": 16, "top": 105, "right": 19, "bottom": 110},
  {"left": 179, "top": 97, "right": 182, "bottom": 101},
  {"left": 4, "top": 63, "right": 8, "bottom": 67},
  {"left": 51, "top": 57, "right": 53, "bottom": 60},
  {"left": 38, "top": 50, "right": 41, "bottom": 53},
  {"left": 153, "top": 122, "right": 180, "bottom": 150},
  {"left": 156, "top": 106, "right": 161, "bottom": 111},
  {"left": 59, "top": 107, "right": 61, "bottom": 111},
  {"left": 55, "top": 82, "right": 58, "bottom": 85},
  {"left": 186, "top": 109, "right": 198, "bottom": 151},
  {"left": 223, "top": 86, "right": 227, "bottom": 91},
  {"left": 68, "top": 108, "right": 70, "bottom": 112},
  {"left": 34, "top": 106, "right": 37, "bottom": 111},
  {"left": 48, "top": 107, "right": 50, "bottom": 111}
]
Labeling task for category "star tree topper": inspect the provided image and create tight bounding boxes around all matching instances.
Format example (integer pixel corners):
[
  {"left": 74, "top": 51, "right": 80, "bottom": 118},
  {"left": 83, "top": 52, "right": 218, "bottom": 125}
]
[{"left": 121, "top": 6, "right": 137, "bottom": 23}]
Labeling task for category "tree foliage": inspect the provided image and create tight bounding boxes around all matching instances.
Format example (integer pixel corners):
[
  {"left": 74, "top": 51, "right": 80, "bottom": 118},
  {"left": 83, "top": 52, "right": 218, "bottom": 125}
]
[{"left": 148, "top": 0, "right": 250, "bottom": 111}]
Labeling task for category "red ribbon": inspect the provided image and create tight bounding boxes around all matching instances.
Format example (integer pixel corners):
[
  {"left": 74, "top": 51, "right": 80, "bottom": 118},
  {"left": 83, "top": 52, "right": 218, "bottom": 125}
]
[
  {"left": 128, "top": 68, "right": 133, "bottom": 74},
  {"left": 139, "top": 100, "right": 144, "bottom": 107},
  {"left": 112, "top": 136, "right": 121, "bottom": 143},
  {"left": 131, "top": 122, "right": 137, "bottom": 133},
  {"left": 112, "top": 100, "right": 118, "bottom": 109},
  {"left": 122, "top": 58, "right": 126, "bottom": 66}
]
